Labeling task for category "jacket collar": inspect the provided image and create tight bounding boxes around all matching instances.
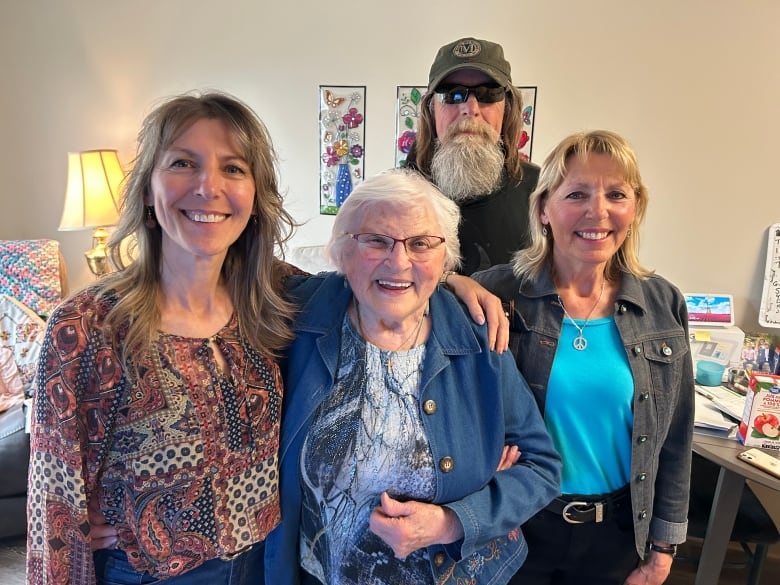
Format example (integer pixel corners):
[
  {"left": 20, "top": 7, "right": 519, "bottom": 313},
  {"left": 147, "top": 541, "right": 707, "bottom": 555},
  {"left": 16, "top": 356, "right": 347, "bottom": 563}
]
[
  {"left": 293, "top": 273, "right": 480, "bottom": 355},
  {"left": 519, "top": 263, "right": 649, "bottom": 315}
]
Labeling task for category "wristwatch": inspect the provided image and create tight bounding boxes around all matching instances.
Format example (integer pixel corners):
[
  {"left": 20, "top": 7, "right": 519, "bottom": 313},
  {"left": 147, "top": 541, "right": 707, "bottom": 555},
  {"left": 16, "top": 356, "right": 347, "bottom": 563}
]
[
  {"left": 439, "top": 270, "right": 455, "bottom": 287},
  {"left": 646, "top": 542, "right": 677, "bottom": 557}
]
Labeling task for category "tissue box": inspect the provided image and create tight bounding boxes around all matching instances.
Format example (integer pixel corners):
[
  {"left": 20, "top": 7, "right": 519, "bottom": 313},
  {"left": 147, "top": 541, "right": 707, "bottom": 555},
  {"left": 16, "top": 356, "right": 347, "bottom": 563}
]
[{"left": 738, "top": 373, "right": 780, "bottom": 450}]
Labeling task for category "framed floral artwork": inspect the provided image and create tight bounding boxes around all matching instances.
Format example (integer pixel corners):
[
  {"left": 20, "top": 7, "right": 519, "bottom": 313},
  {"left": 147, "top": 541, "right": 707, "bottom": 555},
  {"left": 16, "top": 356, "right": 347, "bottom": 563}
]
[
  {"left": 517, "top": 86, "right": 537, "bottom": 162},
  {"left": 319, "top": 85, "right": 366, "bottom": 215},
  {"left": 395, "top": 86, "right": 426, "bottom": 167},
  {"left": 393, "top": 85, "right": 538, "bottom": 166}
]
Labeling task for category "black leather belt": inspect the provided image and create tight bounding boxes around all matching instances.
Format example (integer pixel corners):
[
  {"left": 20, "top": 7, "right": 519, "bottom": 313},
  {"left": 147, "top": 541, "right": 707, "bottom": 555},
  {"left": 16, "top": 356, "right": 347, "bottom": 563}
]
[{"left": 545, "top": 486, "right": 630, "bottom": 524}]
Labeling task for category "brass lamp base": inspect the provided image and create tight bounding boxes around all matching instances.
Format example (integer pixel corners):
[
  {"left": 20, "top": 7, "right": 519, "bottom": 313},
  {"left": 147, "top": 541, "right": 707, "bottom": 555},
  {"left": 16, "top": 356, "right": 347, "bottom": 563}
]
[{"left": 85, "top": 227, "right": 112, "bottom": 276}]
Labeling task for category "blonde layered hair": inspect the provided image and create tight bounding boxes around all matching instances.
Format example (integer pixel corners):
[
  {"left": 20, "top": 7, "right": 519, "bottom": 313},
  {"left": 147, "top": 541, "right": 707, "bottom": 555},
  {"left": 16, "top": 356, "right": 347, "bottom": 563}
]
[
  {"left": 413, "top": 86, "right": 527, "bottom": 184},
  {"left": 512, "top": 130, "right": 653, "bottom": 282},
  {"left": 96, "top": 91, "right": 297, "bottom": 361}
]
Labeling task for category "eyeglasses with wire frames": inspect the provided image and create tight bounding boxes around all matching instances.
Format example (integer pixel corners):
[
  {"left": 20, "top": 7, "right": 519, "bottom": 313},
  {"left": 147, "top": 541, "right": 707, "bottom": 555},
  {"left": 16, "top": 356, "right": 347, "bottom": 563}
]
[
  {"left": 435, "top": 83, "right": 507, "bottom": 105},
  {"left": 345, "top": 233, "right": 446, "bottom": 259}
]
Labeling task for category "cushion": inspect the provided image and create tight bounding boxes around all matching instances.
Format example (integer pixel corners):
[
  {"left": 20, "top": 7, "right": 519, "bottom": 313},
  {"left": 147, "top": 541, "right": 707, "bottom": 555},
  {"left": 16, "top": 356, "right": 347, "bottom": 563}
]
[
  {"left": 0, "top": 347, "right": 23, "bottom": 411},
  {"left": 0, "top": 239, "right": 64, "bottom": 318},
  {"left": 0, "top": 294, "right": 46, "bottom": 410},
  {"left": 285, "top": 244, "right": 335, "bottom": 274}
]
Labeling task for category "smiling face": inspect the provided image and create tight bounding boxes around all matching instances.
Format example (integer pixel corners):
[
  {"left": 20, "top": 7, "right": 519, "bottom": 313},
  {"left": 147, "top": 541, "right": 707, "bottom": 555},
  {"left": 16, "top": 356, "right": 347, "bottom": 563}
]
[
  {"left": 541, "top": 153, "right": 636, "bottom": 276},
  {"left": 147, "top": 118, "right": 256, "bottom": 270},
  {"left": 341, "top": 201, "right": 446, "bottom": 330},
  {"left": 432, "top": 69, "right": 506, "bottom": 142}
]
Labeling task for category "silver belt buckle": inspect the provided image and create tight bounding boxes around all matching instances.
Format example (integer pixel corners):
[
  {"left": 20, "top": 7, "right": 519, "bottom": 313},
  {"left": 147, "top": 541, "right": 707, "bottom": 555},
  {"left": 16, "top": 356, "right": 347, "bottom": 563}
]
[{"left": 562, "top": 501, "right": 604, "bottom": 524}]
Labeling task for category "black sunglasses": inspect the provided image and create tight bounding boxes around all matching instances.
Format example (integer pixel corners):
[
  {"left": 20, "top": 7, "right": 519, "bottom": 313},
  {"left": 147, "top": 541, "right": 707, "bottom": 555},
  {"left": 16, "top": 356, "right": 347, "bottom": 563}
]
[{"left": 435, "top": 83, "right": 507, "bottom": 105}]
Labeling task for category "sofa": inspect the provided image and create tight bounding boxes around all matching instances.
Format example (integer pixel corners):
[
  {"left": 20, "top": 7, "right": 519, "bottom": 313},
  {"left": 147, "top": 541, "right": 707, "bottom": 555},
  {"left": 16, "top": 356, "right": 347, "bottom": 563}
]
[{"left": 0, "top": 239, "right": 67, "bottom": 538}]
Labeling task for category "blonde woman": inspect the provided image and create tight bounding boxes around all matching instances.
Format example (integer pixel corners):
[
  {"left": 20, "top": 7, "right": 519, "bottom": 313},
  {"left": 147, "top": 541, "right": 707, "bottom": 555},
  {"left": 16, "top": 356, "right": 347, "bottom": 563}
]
[{"left": 473, "top": 130, "right": 694, "bottom": 585}]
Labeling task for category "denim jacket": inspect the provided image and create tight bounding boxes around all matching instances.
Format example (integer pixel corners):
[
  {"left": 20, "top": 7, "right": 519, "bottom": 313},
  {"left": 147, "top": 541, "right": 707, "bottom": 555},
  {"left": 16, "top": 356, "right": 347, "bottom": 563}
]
[
  {"left": 264, "top": 272, "right": 561, "bottom": 584},
  {"left": 473, "top": 264, "right": 694, "bottom": 556}
]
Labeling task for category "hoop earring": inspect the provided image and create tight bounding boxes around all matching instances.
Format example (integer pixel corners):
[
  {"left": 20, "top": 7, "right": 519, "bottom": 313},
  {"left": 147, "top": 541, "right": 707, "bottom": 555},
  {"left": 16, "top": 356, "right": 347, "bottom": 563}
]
[
  {"left": 542, "top": 226, "right": 548, "bottom": 237},
  {"left": 145, "top": 206, "right": 157, "bottom": 229}
]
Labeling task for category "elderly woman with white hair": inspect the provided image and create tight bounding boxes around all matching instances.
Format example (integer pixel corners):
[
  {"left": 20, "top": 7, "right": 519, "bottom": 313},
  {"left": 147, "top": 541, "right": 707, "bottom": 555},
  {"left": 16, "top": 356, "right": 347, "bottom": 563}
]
[{"left": 263, "top": 169, "right": 561, "bottom": 585}]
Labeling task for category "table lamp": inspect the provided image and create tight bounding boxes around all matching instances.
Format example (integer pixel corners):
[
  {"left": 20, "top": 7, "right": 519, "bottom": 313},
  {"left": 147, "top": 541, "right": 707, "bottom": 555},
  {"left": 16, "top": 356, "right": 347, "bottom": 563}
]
[{"left": 59, "top": 150, "right": 124, "bottom": 276}]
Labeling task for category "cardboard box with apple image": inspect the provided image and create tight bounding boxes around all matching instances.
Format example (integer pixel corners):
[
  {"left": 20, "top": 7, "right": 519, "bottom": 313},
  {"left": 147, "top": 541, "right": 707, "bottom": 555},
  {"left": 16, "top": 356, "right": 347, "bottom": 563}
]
[{"left": 738, "top": 373, "right": 780, "bottom": 450}]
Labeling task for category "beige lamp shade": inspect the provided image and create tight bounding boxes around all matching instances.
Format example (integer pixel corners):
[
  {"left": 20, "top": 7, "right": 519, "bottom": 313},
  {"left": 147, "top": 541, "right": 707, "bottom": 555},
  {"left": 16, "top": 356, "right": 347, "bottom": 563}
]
[{"left": 59, "top": 150, "right": 124, "bottom": 230}]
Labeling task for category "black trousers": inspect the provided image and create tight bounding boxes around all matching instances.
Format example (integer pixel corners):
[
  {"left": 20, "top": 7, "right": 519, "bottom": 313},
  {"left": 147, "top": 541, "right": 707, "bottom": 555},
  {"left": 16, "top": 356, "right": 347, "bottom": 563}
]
[{"left": 509, "top": 494, "right": 640, "bottom": 585}]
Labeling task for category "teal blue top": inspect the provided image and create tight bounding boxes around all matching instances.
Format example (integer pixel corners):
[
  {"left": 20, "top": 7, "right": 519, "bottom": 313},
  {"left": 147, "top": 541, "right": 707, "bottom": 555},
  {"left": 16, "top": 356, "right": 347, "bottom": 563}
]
[{"left": 545, "top": 315, "right": 634, "bottom": 495}]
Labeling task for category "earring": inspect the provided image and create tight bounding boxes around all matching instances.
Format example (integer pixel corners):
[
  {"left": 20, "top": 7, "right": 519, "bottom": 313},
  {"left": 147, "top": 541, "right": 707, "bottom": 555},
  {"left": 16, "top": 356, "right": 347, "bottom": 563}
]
[
  {"left": 542, "top": 226, "right": 548, "bottom": 237},
  {"left": 626, "top": 227, "right": 633, "bottom": 237},
  {"left": 145, "top": 206, "right": 157, "bottom": 229}
]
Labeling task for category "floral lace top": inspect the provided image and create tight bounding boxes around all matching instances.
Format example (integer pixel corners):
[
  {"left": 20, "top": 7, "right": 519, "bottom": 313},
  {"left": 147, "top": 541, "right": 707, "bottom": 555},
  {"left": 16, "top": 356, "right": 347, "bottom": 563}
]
[{"left": 26, "top": 288, "right": 282, "bottom": 584}]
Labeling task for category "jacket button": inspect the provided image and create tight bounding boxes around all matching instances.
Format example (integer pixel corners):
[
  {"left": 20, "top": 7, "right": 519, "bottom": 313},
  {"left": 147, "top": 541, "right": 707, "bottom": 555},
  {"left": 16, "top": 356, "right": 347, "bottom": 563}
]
[
  {"left": 633, "top": 345, "right": 642, "bottom": 355},
  {"left": 439, "top": 456, "right": 455, "bottom": 473},
  {"left": 639, "top": 392, "right": 649, "bottom": 402},
  {"left": 638, "top": 510, "right": 647, "bottom": 519},
  {"left": 638, "top": 435, "right": 648, "bottom": 443},
  {"left": 639, "top": 473, "right": 647, "bottom": 481},
  {"left": 619, "top": 304, "right": 627, "bottom": 313},
  {"left": 434, "top": 552, "right": 446, "bottom": 567},
  {"left": 423, "top": 400, "right": 437, "bottom": 415}
]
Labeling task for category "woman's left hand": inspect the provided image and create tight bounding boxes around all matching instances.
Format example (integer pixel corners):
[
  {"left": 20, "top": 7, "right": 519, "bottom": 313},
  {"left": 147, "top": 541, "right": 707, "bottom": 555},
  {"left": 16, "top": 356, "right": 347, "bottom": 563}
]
[
  {"left": 623, "top": 550, "right": 673, "bottom": 585},
  {"left": 444, "top": 274, "right": 509, "bottom": 353},
  {"left": 369, "top": 492, "right": 464, "bottom": 559}
]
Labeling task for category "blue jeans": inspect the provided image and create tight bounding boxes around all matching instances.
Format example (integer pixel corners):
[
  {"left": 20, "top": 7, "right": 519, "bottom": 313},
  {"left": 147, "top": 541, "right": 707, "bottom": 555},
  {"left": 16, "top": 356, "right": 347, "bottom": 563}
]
[{"left": 94, "top": 542, "right": 265, "bottom": 585}]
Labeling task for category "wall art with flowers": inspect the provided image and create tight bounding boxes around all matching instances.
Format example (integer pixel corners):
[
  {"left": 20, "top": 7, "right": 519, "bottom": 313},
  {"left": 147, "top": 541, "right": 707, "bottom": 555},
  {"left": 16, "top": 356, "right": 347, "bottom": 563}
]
[
  {"left": 394, "top": 85, "right": 538, "bottom": 166},
  {"left": 517, "top": 86, "right": 537, "bottom": 162},
  {"left": 319, "top": 85, "right": 366, "bottom": 215},
  {"left": 395, "top": 86, "right": 426, "bottom": 167}
]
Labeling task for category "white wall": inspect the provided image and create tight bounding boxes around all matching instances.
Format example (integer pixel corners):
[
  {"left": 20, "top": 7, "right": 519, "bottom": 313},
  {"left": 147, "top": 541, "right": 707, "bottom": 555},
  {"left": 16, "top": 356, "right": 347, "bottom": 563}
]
[{"left": 1, "top": 0, "right": 779, "bottom": 334}]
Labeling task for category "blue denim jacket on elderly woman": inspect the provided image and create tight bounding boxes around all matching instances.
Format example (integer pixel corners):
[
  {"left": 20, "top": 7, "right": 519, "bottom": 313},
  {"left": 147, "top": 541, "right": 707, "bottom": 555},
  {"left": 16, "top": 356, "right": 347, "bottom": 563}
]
[
  {"left": 263, "top": 272, "right": 561, "bottom": 584},
  {"left": 472, "top": 263, "right": 694, "bottom": 557}
]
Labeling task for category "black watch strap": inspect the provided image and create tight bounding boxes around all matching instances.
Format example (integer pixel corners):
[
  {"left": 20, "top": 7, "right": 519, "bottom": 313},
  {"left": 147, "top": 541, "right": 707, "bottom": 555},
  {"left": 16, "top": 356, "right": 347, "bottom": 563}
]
[{"left": 647, "top": 542, "right": 677, "bottom": 557}]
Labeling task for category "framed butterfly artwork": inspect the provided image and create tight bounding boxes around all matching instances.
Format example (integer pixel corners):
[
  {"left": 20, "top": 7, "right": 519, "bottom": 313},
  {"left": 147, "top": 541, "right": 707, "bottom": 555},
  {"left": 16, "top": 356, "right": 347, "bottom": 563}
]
[{"left": 319, "top": 85, "right": 367, "bottom": 215}]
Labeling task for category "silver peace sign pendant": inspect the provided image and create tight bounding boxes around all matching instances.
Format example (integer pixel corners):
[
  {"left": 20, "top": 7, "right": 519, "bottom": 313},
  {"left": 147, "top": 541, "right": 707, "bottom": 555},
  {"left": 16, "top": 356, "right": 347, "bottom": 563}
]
[{"left": 572, "top": 335, "right": 588, "bottom": 351}]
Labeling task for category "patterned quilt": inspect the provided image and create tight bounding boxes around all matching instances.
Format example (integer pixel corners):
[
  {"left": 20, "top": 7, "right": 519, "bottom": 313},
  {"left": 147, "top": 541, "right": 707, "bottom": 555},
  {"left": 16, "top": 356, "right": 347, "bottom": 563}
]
[{"left": 0, "top": 239, "right": 63, "bottom": 318}]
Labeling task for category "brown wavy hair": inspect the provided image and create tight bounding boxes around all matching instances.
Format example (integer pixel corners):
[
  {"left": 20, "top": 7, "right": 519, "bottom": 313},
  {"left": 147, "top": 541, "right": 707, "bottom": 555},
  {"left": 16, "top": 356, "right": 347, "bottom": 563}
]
[{"left": 97, "top": 91, "right": 297, "bottom": 361}]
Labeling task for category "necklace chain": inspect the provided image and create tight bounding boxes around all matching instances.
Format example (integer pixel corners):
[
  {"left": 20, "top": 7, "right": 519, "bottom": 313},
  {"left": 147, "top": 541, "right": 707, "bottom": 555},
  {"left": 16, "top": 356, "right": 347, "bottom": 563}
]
[
  {"left": 557, "top": 280, "right": 606, "bottom": 351},
  {"left": 353, "top": 298, "right": 428, "bottom": 355}
]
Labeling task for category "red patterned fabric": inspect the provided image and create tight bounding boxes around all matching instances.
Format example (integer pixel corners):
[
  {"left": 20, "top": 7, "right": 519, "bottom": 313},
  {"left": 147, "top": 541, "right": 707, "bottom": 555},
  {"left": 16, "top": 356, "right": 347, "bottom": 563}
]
[
  {"left": 0, "top": 239, "right": 63, "bottom": 318},
  {"left": 26, "top": 287, "right": 282, "bottom": 584}
]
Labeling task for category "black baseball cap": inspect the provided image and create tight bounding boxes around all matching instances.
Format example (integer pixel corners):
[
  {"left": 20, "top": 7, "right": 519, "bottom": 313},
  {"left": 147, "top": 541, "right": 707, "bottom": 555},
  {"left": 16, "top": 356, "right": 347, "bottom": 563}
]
[{"left": 428, "top": 37, "right": 512, "bottom": 91}]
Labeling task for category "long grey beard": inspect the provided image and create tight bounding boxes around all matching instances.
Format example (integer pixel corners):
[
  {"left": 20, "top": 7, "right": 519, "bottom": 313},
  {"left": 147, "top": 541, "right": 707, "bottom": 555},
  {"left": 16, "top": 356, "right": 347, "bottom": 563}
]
[{"left": 430, "top": 125, "right": 505, "bottom": 203}]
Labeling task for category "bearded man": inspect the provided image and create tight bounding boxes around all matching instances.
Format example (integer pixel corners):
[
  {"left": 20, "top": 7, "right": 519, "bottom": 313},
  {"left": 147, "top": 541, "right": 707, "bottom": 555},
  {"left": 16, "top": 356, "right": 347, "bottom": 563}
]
[{"left": 405, "top": 37, "right": 539, "bottom": 275}]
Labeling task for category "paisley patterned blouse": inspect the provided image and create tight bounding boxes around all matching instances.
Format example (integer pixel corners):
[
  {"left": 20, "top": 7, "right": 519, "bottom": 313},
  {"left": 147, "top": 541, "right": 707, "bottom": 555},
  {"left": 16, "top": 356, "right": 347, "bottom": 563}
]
[{"left": 26, "top": 288, "right": 282, "bottom": 585}]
